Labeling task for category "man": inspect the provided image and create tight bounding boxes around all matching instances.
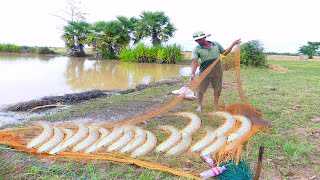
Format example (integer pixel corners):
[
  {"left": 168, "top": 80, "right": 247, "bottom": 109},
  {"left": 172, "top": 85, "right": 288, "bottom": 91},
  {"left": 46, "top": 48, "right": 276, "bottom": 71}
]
[{"left": 190, "top": 31, "right": 241, "bottom": 112}]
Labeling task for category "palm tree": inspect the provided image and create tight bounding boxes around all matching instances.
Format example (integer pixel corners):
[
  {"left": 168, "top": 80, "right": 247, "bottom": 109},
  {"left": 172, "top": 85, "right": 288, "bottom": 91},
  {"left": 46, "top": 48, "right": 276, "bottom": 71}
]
[
  {"left": 136, "top": 11, "right": 176, "bottom": 45},
  {"left": 62, "top": 21, "right": 90, "bottom": 57},
  {"left": 87, "top": 17, "right": 138, "bottom": 59}
]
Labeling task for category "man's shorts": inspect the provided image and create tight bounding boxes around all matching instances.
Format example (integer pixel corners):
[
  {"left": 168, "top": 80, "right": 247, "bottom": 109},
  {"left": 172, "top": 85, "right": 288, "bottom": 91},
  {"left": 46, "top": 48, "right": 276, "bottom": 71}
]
[{"left": 198, "top": 61, "right": 223, "bottom": 94}]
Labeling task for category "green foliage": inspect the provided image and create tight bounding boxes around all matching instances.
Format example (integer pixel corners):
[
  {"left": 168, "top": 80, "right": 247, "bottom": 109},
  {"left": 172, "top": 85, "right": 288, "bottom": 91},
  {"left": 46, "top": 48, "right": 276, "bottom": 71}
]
[
  {"left": 62, "top": 21, "right": 90, "bottom": 57},
  {"left": 21, "top": 46, "right": 37, "bottom": 53},
  {"left": 118, "top": 43, "right": 182, "bottom": 63},
  {"left": 135, "top": 11, "right": 176, "bottom": 45},
  {"left": 0, "top": 44, "right": 21, "bottom": 52},
  {"left": 298, "top": 41, "right": 320, "bottom": 59},
  {"left": 221, "top": 52, "right": 236, "bottom": 70},
  {"left": 0, "top": 44, "right": 55, "bottom": 55},
  {"left": 37, "top": 47, "right": 55, "bottom": 54},
  {"left": 240, "top": 40, "right": 267, "bottom": 67}
]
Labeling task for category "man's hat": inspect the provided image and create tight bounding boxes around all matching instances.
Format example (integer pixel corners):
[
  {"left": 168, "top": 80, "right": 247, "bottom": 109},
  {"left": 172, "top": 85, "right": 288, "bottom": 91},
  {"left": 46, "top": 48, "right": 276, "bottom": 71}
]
[{"left": 192, "top": 31, "right": 211, "bottom": 40}]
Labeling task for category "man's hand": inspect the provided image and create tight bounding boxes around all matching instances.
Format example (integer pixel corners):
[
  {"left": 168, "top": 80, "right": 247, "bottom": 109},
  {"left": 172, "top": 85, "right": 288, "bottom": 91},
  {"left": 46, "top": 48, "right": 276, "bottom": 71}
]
[
  {"left": 232, "top": 39, "right": 241, "bottom": 46},
  {"left": 190, "top": 74, "right": 195, "bottom": 82}
]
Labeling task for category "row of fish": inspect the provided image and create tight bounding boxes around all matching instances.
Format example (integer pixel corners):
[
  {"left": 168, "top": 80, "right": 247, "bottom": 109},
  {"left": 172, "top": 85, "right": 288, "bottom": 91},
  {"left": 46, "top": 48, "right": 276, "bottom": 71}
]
[{"left": 26, "top": 111, "right": 252, "bottom": 157}]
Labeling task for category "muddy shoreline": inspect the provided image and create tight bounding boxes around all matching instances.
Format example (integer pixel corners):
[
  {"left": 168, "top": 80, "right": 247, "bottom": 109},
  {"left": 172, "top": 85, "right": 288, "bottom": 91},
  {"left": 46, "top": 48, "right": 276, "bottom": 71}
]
[{"left": 0, "top": 79, "right": 183, "bottom": 128}]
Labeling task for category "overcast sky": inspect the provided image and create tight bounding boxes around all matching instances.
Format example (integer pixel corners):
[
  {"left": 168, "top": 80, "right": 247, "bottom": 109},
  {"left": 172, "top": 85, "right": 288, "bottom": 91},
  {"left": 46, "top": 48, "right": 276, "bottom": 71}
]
[{"left": 1, "top": 0, "right": 318, "bottom": 53}]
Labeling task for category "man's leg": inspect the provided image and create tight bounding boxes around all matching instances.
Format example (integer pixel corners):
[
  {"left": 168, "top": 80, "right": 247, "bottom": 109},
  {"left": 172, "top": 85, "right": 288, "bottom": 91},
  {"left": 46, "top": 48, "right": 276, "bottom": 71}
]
[
  {"left": 212, "top": 73, "right": 223, "bottom": 111},
  {"left": 197, "top": 77, "right": 211, "bottom": 112}
]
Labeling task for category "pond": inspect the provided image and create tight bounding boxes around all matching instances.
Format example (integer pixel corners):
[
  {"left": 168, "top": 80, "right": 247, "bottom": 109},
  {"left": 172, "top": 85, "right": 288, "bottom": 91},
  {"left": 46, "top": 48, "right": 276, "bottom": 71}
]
[{"left": 0, "top": 54, "right": 191, "bottom": 107}]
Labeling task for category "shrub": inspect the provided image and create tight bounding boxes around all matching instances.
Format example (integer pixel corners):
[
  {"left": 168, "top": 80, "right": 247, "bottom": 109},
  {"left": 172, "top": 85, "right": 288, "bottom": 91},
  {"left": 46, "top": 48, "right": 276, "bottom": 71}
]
[
  {"left": 240, "top": 40, "right": 267, "bottom": 67},
  {"left": 118, "top": 43, "right": 182, "bottom": 64},
  {"left": 221, "top": 52, "right": 236, "bottom": 70},
  {"left": 37, "top": 47, "right": 55, "bottom": 54},
  {"left": 0, "top": 44, "right": 21, "bottom": 52}
]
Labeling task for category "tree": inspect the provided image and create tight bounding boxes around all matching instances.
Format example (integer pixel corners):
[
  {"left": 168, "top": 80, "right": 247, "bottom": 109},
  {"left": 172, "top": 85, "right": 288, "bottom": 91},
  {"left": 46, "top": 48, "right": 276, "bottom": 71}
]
[
  {"left": 62, "top": 21, "right": 90, "bottom": 57},
  {"left": 87, "top": 18, "right": 137, "bottom": 59},
  {"left": 240, "top": 40, "right": 267, "bottom": 67},
  {"left": 298, "top": 42, "right": 320, "bottom": 59},
  {"left": 135, "top": 11, "right": 176, "bottom": 45},
  {"left": 53, "top": 0, "right": 88, "bottom": 57}
]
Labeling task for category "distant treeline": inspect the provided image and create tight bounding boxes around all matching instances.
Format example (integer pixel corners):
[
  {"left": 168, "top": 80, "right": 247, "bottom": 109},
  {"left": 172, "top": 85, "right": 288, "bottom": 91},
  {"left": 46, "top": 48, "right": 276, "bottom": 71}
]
[
  {"left": 0, "top": 43, "right": 55, "bottom": 54},
  {"left": 266, "top": 52, "right": 300, "bottom": 56}
]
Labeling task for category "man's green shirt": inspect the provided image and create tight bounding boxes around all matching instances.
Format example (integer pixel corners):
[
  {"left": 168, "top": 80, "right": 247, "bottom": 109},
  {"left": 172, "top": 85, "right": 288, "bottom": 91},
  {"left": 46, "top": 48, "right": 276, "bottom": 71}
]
[{"left": 191, "top": 41, "right": 225, "bottom": 73}]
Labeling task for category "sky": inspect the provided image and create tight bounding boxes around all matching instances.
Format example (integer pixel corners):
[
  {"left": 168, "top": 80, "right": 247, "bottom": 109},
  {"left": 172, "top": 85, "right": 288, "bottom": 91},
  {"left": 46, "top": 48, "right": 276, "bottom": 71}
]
[{"left": 0, "top": 0, "right": 319, "bottom": 53}]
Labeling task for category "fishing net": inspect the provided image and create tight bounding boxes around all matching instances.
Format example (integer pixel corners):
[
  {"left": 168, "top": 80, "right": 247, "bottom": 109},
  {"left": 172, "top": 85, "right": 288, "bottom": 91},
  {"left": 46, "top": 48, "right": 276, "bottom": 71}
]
[{"left": 0, "top": 47, "right": 270, "bottom": 179}]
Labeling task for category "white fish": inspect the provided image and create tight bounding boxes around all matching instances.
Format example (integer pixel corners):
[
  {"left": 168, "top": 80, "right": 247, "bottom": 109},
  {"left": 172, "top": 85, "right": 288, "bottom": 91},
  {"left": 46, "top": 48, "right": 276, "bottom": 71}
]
[
  {"left": 84, "top": 127, "right": 123, "bottom": 154},
  {"left": 27, "top": 122, "right": 54, "bottom": 149},
  {"left": 227, "top": 115, "right": 252, "bottom": 143},
  {"left": 107, "top": 130, "right": 135, "bottom": 152},
  {"left": 209, "top": 111, "right": 236, "bottom": 135},
  {"left": 166, "top": 131, "right": 192, "bottom": 156},
  {"left": 155, "top": 126, "right": 182, "bottom": 153},
  {"left": 72, "top": 126, "right": 99, "bottom": 152},
  {"left": 200, "top": 134, "right": 227, "bottom": 157},
  {"left": 37, "top": 127, "right": 64, "bottom": 153},
  {"left": 225, "top": 115, "right": 252, "bottom": 152},
  {"left": 98, "top": 127, "right": 110, "bottom": 138},
  {"left": 120, "top": 127, "right": 146, "bottom": 153},
  {"left": 191, "top": 112, "right": 235, "bottom": 152},
  {"left": 190, "top": 127, "right": 216, "bottom": 152},
  {"left": 61, "top": 128, "right": 74, "bottom": 140},
  {"left": 173, "top": 112, "right": 201, "bottom": 135},
  {"left": 130, "top": 130, "right": 157, "bottom": 157},
  {"left": 49, "top": 123, "right": 88, "bottom": 154}
]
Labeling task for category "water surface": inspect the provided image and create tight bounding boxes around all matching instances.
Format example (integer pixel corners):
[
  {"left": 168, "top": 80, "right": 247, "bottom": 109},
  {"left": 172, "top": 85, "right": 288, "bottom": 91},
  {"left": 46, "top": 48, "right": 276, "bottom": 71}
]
[{"left": 0, "top": 54, "right": 191, "bottom": 107}]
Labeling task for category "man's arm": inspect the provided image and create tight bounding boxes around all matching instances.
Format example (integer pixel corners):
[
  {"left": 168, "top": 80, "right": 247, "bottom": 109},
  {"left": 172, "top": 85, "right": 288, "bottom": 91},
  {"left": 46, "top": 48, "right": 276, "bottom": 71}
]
[
  {"left": 223, "top": 39, "right": 241, "bottom": 56},
  {"left": 190, "top": 59, "right": 198, "bottom": 81}
]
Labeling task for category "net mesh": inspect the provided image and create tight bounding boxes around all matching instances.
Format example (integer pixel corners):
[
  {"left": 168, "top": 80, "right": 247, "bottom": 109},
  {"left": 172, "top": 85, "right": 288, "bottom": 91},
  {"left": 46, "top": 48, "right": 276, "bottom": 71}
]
[{"left": 0, "top": 47, "right": 270, "bottom": 179}]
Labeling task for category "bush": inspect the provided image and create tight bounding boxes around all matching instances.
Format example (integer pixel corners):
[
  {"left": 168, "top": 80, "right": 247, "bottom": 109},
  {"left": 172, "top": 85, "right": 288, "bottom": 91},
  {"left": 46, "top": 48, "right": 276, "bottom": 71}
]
[
  {"left": 118, "top": 43, "right": 183, "bottom": 64},
  {"left": 221, "top": 52, "right": 236, "bottom": 70},
  {"left": 0, "top": 44, "right": 21, "bottom": 52},
  {"left": 37, "top": 47, "right": 55, "bottom": 54},
  {"left": 240, "top": 40, "right": 267, "bottom": 67}
]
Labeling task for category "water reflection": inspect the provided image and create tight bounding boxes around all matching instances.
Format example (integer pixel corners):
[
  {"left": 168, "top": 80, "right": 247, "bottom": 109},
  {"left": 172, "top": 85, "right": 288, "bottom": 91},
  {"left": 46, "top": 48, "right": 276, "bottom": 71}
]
[
  {"left": 65, "top": 59, "right": 187, "bottom": 90},
  {"left": 0, "top": 54, "right": 190, "bottom": 106}
]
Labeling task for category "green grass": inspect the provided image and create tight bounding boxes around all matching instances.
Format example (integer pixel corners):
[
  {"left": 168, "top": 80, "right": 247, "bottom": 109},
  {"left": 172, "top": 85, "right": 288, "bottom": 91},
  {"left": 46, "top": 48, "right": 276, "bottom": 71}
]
[{"left": 1, "top": 59, "right": 319, "bottom": 179}]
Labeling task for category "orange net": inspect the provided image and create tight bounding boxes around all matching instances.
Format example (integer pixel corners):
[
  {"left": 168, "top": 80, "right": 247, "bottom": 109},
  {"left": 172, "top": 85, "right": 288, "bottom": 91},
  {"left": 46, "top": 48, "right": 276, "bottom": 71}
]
[{"left": 0, "top": 47, "right": 270, "bottom": 179}]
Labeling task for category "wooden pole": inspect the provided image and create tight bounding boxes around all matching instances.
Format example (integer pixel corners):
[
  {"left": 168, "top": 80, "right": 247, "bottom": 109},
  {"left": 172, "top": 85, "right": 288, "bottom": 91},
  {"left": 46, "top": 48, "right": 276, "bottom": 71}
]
[{"left": 254, "top": 146, "right": 264, "bottom": 180}]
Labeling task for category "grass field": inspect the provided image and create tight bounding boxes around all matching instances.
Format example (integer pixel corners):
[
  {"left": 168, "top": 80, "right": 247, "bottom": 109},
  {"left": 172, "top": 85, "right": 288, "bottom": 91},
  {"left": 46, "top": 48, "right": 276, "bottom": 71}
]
[{"left": 0, "top": 57, "right": 319, "bottom": 179}]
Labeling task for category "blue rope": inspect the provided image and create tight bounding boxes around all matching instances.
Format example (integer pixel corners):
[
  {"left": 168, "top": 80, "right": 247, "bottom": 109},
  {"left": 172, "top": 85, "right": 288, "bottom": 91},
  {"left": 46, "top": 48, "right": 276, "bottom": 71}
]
[{"left": 0, "top": 147, "right": 88, "bottom": 180}]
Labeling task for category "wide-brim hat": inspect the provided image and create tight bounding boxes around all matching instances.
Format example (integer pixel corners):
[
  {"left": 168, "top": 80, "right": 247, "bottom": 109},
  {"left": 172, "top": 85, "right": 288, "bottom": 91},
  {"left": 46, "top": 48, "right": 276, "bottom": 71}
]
[{"left": 192, "top": 31, "right": 211, "bottom": 40}]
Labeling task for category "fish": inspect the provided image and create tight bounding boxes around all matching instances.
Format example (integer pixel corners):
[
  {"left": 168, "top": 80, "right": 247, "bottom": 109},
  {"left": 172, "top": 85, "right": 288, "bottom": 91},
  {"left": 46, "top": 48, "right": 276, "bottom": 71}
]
[
  {"left": 37, "top": 127, "right": 64, "bottom": 153},
  {"left": 120, "top": 127, "right": 146, "bottom": 153},
  {"left": 60, "top": 128, "right": 74, "bottom": 140},
  {"left": 84, "top": 126, "right": 123, "bottom": 154},
  {"left": 200, "top": 134, "right": 227, "bottom": 157},
  {"left": 227, "top": 115, "right": 252, "bottom": 143},
  {"left": 27, "top": 122, "right": 54, "bottom": 149},
  {"left": 166, "top": 131, "right": 192, "bottom": 156},
  {"left": 72, "top": 125, "right": 99, "bottom": 152},
  {"left": 190, "top": 127, "right": 216, "bottom": 152},
  {"left": 49, "top": 123, "right": 88, "bottom": 155},
  {"left": 209, "top": 111, "right": 236, "bottom": 135},
  {"left": 107, "top": 130, "right": 135, "bottom": 152},
  {"left": 155, "top": 125, "right": 182, "bottom": 153},
  {"left": 98, "top": 127, "right": 110, "bottom": 138},
  {"left": 130, "top": 130, "right": 157, "bottom": 157},
  {"left": 191, "top": 112, "right": 235, "bottom": 152},
  {"left": 172, "top": 112, "right": 201, "bottom": 135},
  {"left": 225, "top": 115, "right": 252, "bottom": 152}
]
